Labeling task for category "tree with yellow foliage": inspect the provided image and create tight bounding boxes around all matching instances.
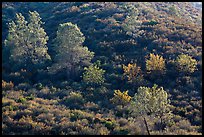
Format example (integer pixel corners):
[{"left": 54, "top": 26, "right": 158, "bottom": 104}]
[
  {"left": 175, "top": 54, "right": 197, "bottom": 74},
  {"left": 146, "top": 53, "right": 166, "bottom": 74},
  {"left": 2, "top": 80, "right": 14, "bottom": 90},
  {"left": 122, "top": 63, "right": 143, "bottom": 83},
  {"left": 111, "top": 90, "right": 131, "bottom": 105}
]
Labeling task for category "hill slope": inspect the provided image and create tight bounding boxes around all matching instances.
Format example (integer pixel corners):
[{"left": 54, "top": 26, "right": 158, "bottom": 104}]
[{"left": 2, "top": 2, "right": 202, "bottom": 135}]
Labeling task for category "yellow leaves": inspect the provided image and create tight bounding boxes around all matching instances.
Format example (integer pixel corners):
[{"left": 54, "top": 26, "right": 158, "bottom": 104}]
[
  {"left": 175, "top": 54, "right": 197, "bottom": 73},
  {"left": 122, "top": 63, "right": 143, "bottom": 82},
  {"left": 111, "top": 90, "right": 131, "bottom": 105},
  {"left": 146, "top": 53, "right": 165, "bottom": 74},
  {"left": 2, "top": 80, "right": 14, "bottom": 90}
]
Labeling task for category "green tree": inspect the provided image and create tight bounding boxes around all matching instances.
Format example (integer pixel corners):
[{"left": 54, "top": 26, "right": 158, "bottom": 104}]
[
  {"left": 175, "top": 54, "right": 197, "bottom": 74},
  {"left": 83, "top": 64, "right": 105, "bottom": 85},
  {"left": 4, "top": 11, "right": 51, "bottom": 72},
  {"left": 49, "top": 22, "right": 94, "bottom": 79},
  {"left": 121, "top": 4, "right": 142, "bottom": 38},
  {"left": 168, "top": 6, "right": 178, "bottom": 16},
  {"left": 129, "top": 84, "right": 172, "bottom": 135}
]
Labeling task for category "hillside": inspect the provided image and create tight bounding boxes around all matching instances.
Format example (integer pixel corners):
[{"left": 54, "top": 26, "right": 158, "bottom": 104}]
[{"left": 2, "top": 2, "right": 202, "bottom": 135}]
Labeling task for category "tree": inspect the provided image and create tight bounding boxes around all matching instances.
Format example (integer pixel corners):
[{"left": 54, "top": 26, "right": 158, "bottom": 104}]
[
  {"left": 168, "top": 6, "right": 178, "bottom": 16},
  {"left": 175, "top": 54, "right": 197, "bottom": 74},
  {"left": 129, "top": 84, "right": 172, "bottom": 135},
  {"left": 121, "top": 4, "right": 142, "bottom": 38},
  {"left": 110, "top": 90, "right": 131, "bottom": 106},
  {"left": 146, "top": 53, "right": 165, "bottom": 75},
  {"left": 49, "top": 22, "right": 94, "bottom": 79},
  {"left": 4, "top": 11, "right": 51, "bottom": 72},
  {"left": 122, "top": 63, "right": 143, "bottom": 84},
  {"left": 83, "top": 64, "right": 105, "bottom": 85}
]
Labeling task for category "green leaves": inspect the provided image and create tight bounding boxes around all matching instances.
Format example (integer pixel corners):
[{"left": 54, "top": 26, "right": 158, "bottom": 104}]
[
  {"left": 83, "top": 64, "right": 105, "bottom": 85},
  {"left": 129, "top": 84, "right": 170, "bottom": 117},
  {"left": 50, "top": 22, "right": 94, "bottom": 79},
  {"left": 5, "top": 11, "right": 50, "bottom": 71},
  {"left": 55, "top": 22, "right": 85, "bottom": 51}
]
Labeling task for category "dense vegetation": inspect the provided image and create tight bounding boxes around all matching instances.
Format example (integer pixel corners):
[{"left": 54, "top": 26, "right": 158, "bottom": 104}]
[{"left": 2, "top": 2, "right": 202, "bottom": 135}]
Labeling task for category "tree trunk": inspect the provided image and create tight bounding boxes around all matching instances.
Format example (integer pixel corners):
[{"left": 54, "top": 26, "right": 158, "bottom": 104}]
[
  {"left": 143, "top": 117, "right": 150, "bottom": 135},
  {"left": 160, "top": 116, "right": 163, "bottom": 131}
]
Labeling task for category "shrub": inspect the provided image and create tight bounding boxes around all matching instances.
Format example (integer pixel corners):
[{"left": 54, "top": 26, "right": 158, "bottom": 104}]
[
  {"left": 175, "top": 54, "right": 197, "bottom": 74},
  {"left": 2, "top": 80, "right": 14, "bottom": 90},
  {"left": 83, "top": 64, "right": 105, "bottom": 85},
  {"left": 111, "top": 90, "right": 131, "bottom": 105},
  {"left": 96, "top": 126, "right": 110, "bottom": 135},
  {"left": 143, "top": 20, "right": 159, "bottom": 26},
  {"left": 176, "top": 119, "right": 192, "bottom": 130},
  {"left": 17, "top": 97, "right": 27, "bottom": 103},
  {"left": 146, "top": 53, "right": 165, "bottom": 74},
  {"left": 122, "top": 63, "right": 143, "bottom": 83},
  {"left": 16, "top": 82, "right": 31, "bottom": 91},
  {"left": 35, "top": 83, "right": 43, "bottom": 90},
  {"left": 62, "top": 92, "right": 85, "bottom": 109}
]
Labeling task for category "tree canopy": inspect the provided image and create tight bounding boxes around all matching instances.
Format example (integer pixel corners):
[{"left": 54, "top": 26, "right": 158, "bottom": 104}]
[
  {"left": 4, "top": 11, "right": 51, "bottom": 71},
  {"left": 49, "top": 22, "right": 94, "bottom": 79}
]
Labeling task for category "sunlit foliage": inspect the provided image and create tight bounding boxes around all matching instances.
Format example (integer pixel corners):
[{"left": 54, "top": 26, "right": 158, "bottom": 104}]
[
  {"left": 49, "top": 22, "right": 94, "bottom": 79},
  {"left": 111, "top": 90, "right": 131, "bottom": 105},
  {"left": 1, "top": 2, "right": 202, "bottom": 135},
  {"left": 4, "top": 11, "right": 51, "bottom": 71},
  {"left": 122, "top": 63, "right": 143, "bottom": 83},
  {"left": 83, "top": 64, "right": 105, "bottom": 85},
  {"left": 130, "top": 84, "right": 171, "bottom": 116},
  {"left": 175, "top": 54, "right": 197, "bottom": 74},
  {"left": 146, "top": 53, "right": 165, "bottom": 74},
  {"left": 129, "top": 84, "right": 172, "bottom": 133},
  {"left": 2, "top": 80, "right": 14, "bottom": 90}
]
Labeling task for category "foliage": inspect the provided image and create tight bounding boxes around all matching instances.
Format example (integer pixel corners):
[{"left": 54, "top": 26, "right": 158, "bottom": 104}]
[
  {"left": 17, "top": 97, "right": 27, "bottom": 103},
  {"left": 168, "top": 6, "right": 178, "bottom": 15},
  {"left": 175, "top": 54, "right": 197, "bottom": 74},
  {"left": 130, "top": 84, "right": 171, "bottom": 116},
  {"left": 2, "top": 80, "right": 14, "bottom": 90},
  {"left": 121, "top": 4, "right": 142, "bottom": 38},
  {"left": 129, "top": 84, "right": 172, "bottom": 133},
  {"left": 49, "top": 22, "right": 94, "bottom": 79},
  {"left": 62, "top": 92, "right": 85, "bottom": 109},
  {"left": 143, "top": 20, "right": 159, "bottom": 26},
  {"left": 2, "top": 2, "right": 202, "bottom": 135},
  {"left": 146, "top": 53, "right": 166, "bottom": 74},
  {"left": 122, "top": 63, "right": 143, "bottom": 83},
  {"left": 83, "top": 64, "right": 105, "bottom": 85},
  {"left": 111, "top": 90, "right": 131, "bottom": 105},
  {"left": 4, "top": 11, "right": 51, "bottom": 72}
]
